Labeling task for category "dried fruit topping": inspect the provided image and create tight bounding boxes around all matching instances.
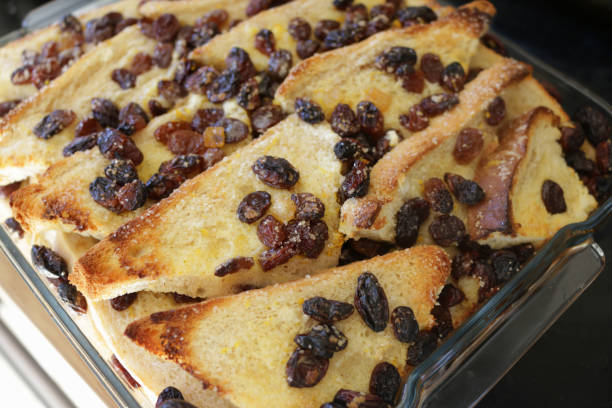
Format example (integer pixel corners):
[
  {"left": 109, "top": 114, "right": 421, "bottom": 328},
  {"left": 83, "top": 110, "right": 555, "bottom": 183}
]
[
  {"left": 116, "top": 180, "right": 147, "bottom": 212},
  {"left": 451, "top": 252, "right": 475, "bottom": 280},
  {"left": 401, "top": 69, "right": 425, "bottom": 94},
  {"left": 246, "top": 0, "right": 273, "bottom": 17},
  {"left": 391, "top": 305, "right": 419, "bottom": 343},
  {"left": 214, "top": 256, "right": 255, "bottom": 277},
  {"left": 63, "top": 134, "right": 98, "bottom": 156},
  {"left": 453, "top": 127, "right": 483, "bottom": 164},
  {"left": 257, "top": 215, "right": 287, "bottom": 248},
  {"left": 187, "top": 109, "right": 221, "bottom": 134},
  {"left": 118, "top": 102, "right": 149, "bottom": 135},
  {"left": 399, "top": 105, "right": 429, "bottom": 132},
  {"left": 166, "top": 129, "right": 206, "bottom": 154},
  {"left": 406, "top": 330, "right": 437, "bottom": 365},
  {"left": 333, "top": 0, "right": 354, "bottom": 10},
  {"left": 148, "top": 99, "right": 169, "bottom": 117},
  {"left": 111, "top": 68, "right": 137, "bottom": 89},
  {"left": 91, "top": 97, "right": 119, "bottom": 128},
  {"left": 237, "top": 191, "right": 272, "bottom": 223},
  {"left": 510, "top": 243, "right": 535, "bottom": 264},
  {"left": 110, "top": 292, "right": 138, "bottom": 311},
  {"left": 58, "top": 281, "right": 87, "bottom": 313},
  {"left": 254, "top": 28, "right": 276, "bottom": 56},
  {"left": 184, "top": 66, "right": 217, "bottom": 95},
  {"left": 369, "top": 362, "right": 401, "bottom": 404},
  {"left": 89, "top": 177, "right": 121, "bottom": 212},
  {"left": 429, "top": 214, "right": 466, "bottom": 246},
  {"left": 0, "top": 99, "right": 20, "bottom": 118},
  {"left": 60, "top": 14, "right": 83, "bottom": 34},
  {"left": 419, "top": 93, "right": 459, "bottom": 117},
  {"left": 395, "top": 197, "right": 430, "bottom": 248},
  {"left": 104, "top": 159, "right": 138, "bottom": 185},
  {"left": 145, "top": 172, "right": 183, "bottom": 200},
  {"left": 159, "top": 155, "right": 206, "bottom": 178},
  {"left": 226, "top": 47, "right": 257, "bottom": 81},
  {"left": 357, "top": 101, "right": 384, "bottom": 140},
  {"left": 489, "top": 250, "right": 520, "bottom": 284},
  {"left": 440, "top": 62, "right": 465, "bottom": 92},
  {"left": 339, "top": 159, "right": 370, "bottom": 201},
  {"left": 294, "top": 323, "right": 348, "bottom": 359},
  {"left": 354, "top": 272, "right": 389, "bottom": 332},
  {"left": 157, "top": 79, "right": 187, "bottom": 103},
  {"left": 302, "top": 297, "right": 354, "bottom": 323},
  {"left": 129, "top": 52, "right": 153, "bottom": 76},
  {"left": 295, "top": 98, "right": 325, "bottom": 124},
  {"left": 172, "top": 292, "right": 205, "bottom": 304},
  {"left": 420, "top": 53, "right": 443, "bottom": 83},
  {"left": 153, "top": 14, "right": 180, "bottom": 42},
  {"left": 423, "top": 178, "right": 453, "bottom": 214},
  {"left": 431, "top": 304, "right": 453, "bottom": 339},
  {"left": 472, "top": 261, "right": 496, "bottom": 302},
  {"left": 207, "top": 70, "right": 241, "bottom": 103},
  {"left": 252, "top": 156, "right": 300, "bottom": 189},
  {"left": 438, "top": 283, "right": 465, "bottom": 308},
  {"left": 33, "top": 109, "right": 76, "bottom": 139},
  {"left": 285, "top": 348, "right": 329, "bottom": 388},
  {"left": 465, "top": 67, "right": 483, "bottom": 83},
  {"left": 4, "top": 218, "right": 24, "bottom": 238},
  {"left": 333, "top": 389, "right": 390, "bottom": 408},
  {"left": 314, "top": 20, "right": 340, "bottom": 41},
  {"left": 97, "top": 128, "right": 144, "bottom": 165},
  {"left": 258, "top": 245, "right": 297, "bottom": 270},
  {"left": 204, "top": 147, "right": 225, "bottom": 168},
  {"left": 397, "top": 6, "right": 437, "bottom": 27},
  {"left": 333, "top": 138, "right": 361, "bottom": 161},
  {"left": 480, "top": 33, "right": 507, "bottom": 56},
  {"left": 197, "top": 9, "right": 229, "bottom": 27},
  {"left": 75, "top": 116, "right": 103, "bottom": 137},
  {"left": 173, "top": 59, "right": 198, "bottom": 86},
  {"left": 84, "top": 13, "right": 122, "bottom": 44},
  {"left": 203, "top": 126, "right": 225, "bottom": 148},
  {"left": 31, "top": 245, "right": 68, "bottom": 280},
  {"left": 559, "top": 125, "right": 585, "bottom": 154},
  {"left": 596, "top": 140, "right": 612, "bottom": 174},
  {"left": 296, "top": 39, "right": 320, "bottom": 59},
  {"left": 565, "top": 150, "right": 596, "bottom": 175},
  {"left": 10, "top": 65, "right": 33, "bottom": 85},
  {"left": 237, "top": 78, "right": 262, "bottom": 112},
  {"left": 444, "top": 173, "right": 485, "bottom": 205},
  {"left": 330, "top": 104, "right": 360, "bottom": 137},
  {"left": 152, "top": 42, "right": 174, "bottom": 69},
  {"left": 251, "top": 104, "right": 286, "bottom": 135},
  {"left": 154, "top": 121, "right": 191, "bottom": 144},
  {"left": 286, "top": 219, "right": 329, "bottom": 258},
  {"left": 541, "top": 179, "right": 567, "bottom": 214},
  {"left": 375, "top": 46, "right": 417, "bottom": 75},
  {"left": 574, "top": 105, "right": 611, "bottom": 147},
  {"left": 215, "top": 117, "right": 249, "bottom": 144},
  {"left": 292, "top": 193, "right": 325, "bottom": 220},
  {"left": 267, "top": 49, "right": 292, "bottom": 79},
  {"left": 485, "top": 96, "right": 506, "bottom": 126},
  {"left": 156, "top": 387, "right": 184, "bottom": 408},
  {"left": 288, "top": 17, "right": 312, "bottom": 41}
]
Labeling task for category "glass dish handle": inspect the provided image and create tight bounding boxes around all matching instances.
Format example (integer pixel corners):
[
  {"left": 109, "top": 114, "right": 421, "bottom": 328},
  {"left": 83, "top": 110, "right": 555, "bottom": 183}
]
[{"left": 414, "top": 238, "right": 605, "bottom": 408}]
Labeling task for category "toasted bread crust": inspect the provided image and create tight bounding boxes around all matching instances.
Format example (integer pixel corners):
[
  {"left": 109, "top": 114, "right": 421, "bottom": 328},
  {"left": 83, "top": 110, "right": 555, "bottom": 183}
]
[{"left": 139, "top": 0, "right": 250, "bottom": 25}]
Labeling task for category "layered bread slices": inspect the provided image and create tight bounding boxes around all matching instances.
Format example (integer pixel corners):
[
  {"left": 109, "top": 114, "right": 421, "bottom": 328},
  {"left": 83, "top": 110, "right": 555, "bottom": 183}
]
[
  {"left": 139, "top": 0, "right": 251, "bottom": 25},
  {"left": 275, "top": 1, "right": 493, "bottom": 124},
  {"left": 71, "top": 114, "right": 344, "bottom": 300},
  {"left": 124, "top": 246, "right": 450, "bottom": 408},
  {"left": 468, "top": 107, "right": 597, "bottom": 247}
]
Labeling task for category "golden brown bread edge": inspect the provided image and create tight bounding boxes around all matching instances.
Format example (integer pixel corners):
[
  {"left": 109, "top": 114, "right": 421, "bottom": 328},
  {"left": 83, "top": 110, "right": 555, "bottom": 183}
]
[
  {"left": 124, "top": 246, "right": 450, "bottom": 408},
  {"left": 139, "top": 0, "right": 251, "bottom": 25}
]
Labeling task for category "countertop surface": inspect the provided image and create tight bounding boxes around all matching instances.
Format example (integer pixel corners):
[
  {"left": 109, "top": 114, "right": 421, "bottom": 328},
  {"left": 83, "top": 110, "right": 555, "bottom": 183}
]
[{"left": 1, "top": 0, "right": 611, "bottom": 407}]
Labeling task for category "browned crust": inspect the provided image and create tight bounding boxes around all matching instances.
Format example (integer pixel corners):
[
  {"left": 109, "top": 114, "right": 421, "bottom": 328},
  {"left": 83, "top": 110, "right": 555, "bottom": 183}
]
[{"left": 467, "top": 107, "right": 558, "bottom": 239}]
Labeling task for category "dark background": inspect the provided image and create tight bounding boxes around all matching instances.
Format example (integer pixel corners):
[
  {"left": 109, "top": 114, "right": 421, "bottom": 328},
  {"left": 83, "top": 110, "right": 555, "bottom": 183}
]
[{"left": 1, "top": 0, "right": 611, "bottom": 407}]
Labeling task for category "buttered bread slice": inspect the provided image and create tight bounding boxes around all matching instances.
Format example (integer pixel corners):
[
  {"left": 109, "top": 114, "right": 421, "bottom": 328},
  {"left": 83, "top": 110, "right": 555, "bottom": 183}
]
[
  {"left": 72, "top": 114, "right": 343, "bottom": 300},
  {"left": 124, "top": 246, "right": 450, "bottom": 408}
]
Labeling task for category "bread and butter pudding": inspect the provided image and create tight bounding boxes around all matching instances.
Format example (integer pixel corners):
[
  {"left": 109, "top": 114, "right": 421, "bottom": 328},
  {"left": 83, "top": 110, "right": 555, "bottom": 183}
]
[{"left": 0, "top": 0, "right": 610, "bottom": 407}]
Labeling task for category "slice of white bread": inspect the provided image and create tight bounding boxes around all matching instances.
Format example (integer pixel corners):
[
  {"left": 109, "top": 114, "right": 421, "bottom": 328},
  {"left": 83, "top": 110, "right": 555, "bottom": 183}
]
[
  {"left": 468, "top": 107, "right": 597, "bottom": 248},
  {"left": 139, "top": 0, "right": 251, "bottom": 25},
  {"left": 71, "top": 114, "right": 343, "bottom": 300},
  {"left": 9, "top": 94, "right": 250, "bottom": 239},
  {"left": 124, "top": 246, "right": 450, "bottom": 408},
  {"left": 339, "top": 57, "right": 531, "bottom": 243},
  {"left": 275, "top": 1, "right": 493, "bottom": 125},
  {"left": 191, "top": 0, "right": 448, "bottom": 72}
]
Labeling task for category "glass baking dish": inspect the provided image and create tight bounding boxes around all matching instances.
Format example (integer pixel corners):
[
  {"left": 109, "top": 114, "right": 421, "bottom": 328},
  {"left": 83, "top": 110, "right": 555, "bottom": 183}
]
[{"left": 0, "top": 1, "right": 610, "bottom": 407}]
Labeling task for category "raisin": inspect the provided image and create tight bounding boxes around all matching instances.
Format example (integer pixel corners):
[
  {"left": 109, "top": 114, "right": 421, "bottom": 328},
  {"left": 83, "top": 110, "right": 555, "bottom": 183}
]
[
  {"left": 510, "top": 243, "right": 535, "bottom": 264},
  {"left": 148, "top": 99, "right": 169, "bottom": 117},
  {"left": 597, "top": 140, "right": 612, "bottom": 174},
  {"left": 399, "top": 105, "right": 429, "bottom": 132},
  {"left": 559, "top": 125, "right": 585, "bottom": 154},
  {"left": 294, "top": 324, "right": 348, "bottom": 359},
  {"left": 63, "top": 134, "right": 98, "bottom": 156},
  {"left": 167, "top": 129, "right": 206, "bottom": 154},
  {"left": 253, "top": 28, "right": 276, "bottom": 56},
  {"left": 466, "top": 67, "right": 483, "bottom": 83},
  {"left": 115, "top": 18, "right": 138, "bottom": 34},
  {"left": 391, "top": 306, "right": 419, "bottom": 343},
  {"left": 138, "top": 17, "right": 155, "bottom": 38},
  {"left": 489, "top": 250, "right": 520, "bottom": 284},
  {"left": 174, "top": 59, "right": 198, "bottom": 85},
  {"left": 203, "top": 148, "right": 225, "bottom": 168},
  {"left": 110, "top": 293, "right": 137, "bottom": 311},
  {"left": 419, "top": 93, "right": 459, "bottom": 117},
  {"left": 75, "top": 116, "right": 102, "bottom": 137},
  {"left": 349, "top": 239, "right": 390, "bottom": 259},
  {"left": 5, "top": 217, "right": 24, "bottom": 238},
  {"left": 406, "top": 330, "right": 437, "bottom": 365},
  {"left": 226, "top": 47, "right": 257, "bottom": 81},
  {"left": 159, "top": 154, "right": 206, "bottom": 178},
  {"left": 111, "top": 68, "right": 136, "bottom": 89},
  {"left": 440, "top": 62, "right": 465, "bottom": 92},
  {"left": 288, "top": 17, "right": 311, "bottom": 41},
  {"left": 246, "top": 0, "right": 272, "bottom": 17},
  {"left": 366, "top": 14, "right": 391, "bottom": 37},
  {"left": 250, "top": 104, "right": 285, "bottom": 135},
  {"left": 189, "top": 108, "right": 223, "bottom": 133},
  {"left": 295, "top": 98, "right": 325, "bottom": 124},
  {"left": 354, "top": 272, "right": 389, "bottom": 332},
  {"left": 10, "top": 65, "right": 33, "bottom": 85},
  {"left": 215, "top": 117, "right": 249, "bottom": 144},
  {"left": 207, "top": 70, "right": 241, "bottom": 103},
  {"left": 152, "top": 43, "right": 174, "bottom": 69},
  {"left": 196, "top": 9, "right": 229, "bottom": 27},
  {"left": 60, "top": 14, "right": 83, "bottom": 34},
  {"left": 565, "top": 150, "right": 596, "bottom": 175},
  {"left": 333, "top": 138, "right": 360, "bottom": 161},
  {"left": 33, "top": 109, "right": 75, "bottom": 139},
  {"left": 157, "top": 79, "right": 187, "bottom": 103},
  {"left": 485, "top": 96, "right": 506, "bottom": 126},
  {"left": 375, "top": 46, "right": 417, "bottom": 75},
  {"left": 574, "top": 105, "right": 611, "bottom": 146},
  {"left": 314, "top": 20, "right": 340, "bottom": 41},
  {"left": 541, "top": 179, "right": 567, "bottom": 214},
  {"left": 480, "top": 33, "right": 507, "bottom": 56},
  {"left": 438, "top": 283, "right": 464, "bottom": 308},
  {"left": 330, "top": 104, "right": 360, "bottom": 137},
  {"left": 256, "top": 71, "right": 280, "bottom": 99},
  {"left": 268, "top": 49, "right": 292, "bottom": 79},
  {"left": 256, "top": 215, "right": 286, "bottom": 248},
  {"left": 302, "top": 297, "right": 354, "bottom": 323},
  {"left": 340, "top": 159, "right": 370, "bottom": 201},
  {"left": 237, "top": 78, "right": 261, "bottom": 111},
  {"left": 185, "top": 67, "right": 217, "bottom": 96},
  {"left": 356, "top": 101, "right": 384, "bottom": 140},
  {"left": 259, "top": 245, "right": 296, "bottom": 270},
  {"left": 154, "top": 121, "right": 191, "bottom": 144},
  {"left": 145, "top": 172, "right": 184, "bottom": 200},
  {"left": 214, "top": 256, "right": 255, "bottom": 277},
  {"left": 451, "top": 252, "right": 475, "bottom": 280},
  {"left": 237, "top": 191, "right": 271, "bottom": 223},
  {"left": 423, "top": 178, "right": 453, "bottom": 214},
  {"left": 117, "top": 180, "right": 147, "bottom": 212},
  {"left": 104, "top": 159, "right": 138, "bottom": 185},
  {"left": 285, "top": 349, "right": 329, "bottom": 388},
  {"left": 252, "top": 156, "right": 299, "bottom": 189},
  {"left": 294, "top": 39, "right": 320, "bottom": 60},
  {"left": 286, "top": 219, "right": 328, "bottom": 258},
  {"left": 118, "top": 102, "right": 149, "bottom": 135},
  {"left": 324, "top": 28, "right": 355, "bottom": 49},
  {"left": 31, "top": 245, "right": 68, "bottom": 280},
  {"left": 32, "top": 58, "right": 62, "bottom": 89},
  {"left": 369, "top": 362, "right": 401, "bottom": 404},
  {"left": 453, "top": 127, "right": 483, "bottom": 164},
  {"left": 0, "top": 99, "right": 20, "bottom": 118},
  {"left": 58, "top": 281, "right": 87, "bottom": 313},
  {"left": 401, "top": 69, "right": 425, "bottom": 94},
  {"left": 91, "top": 97, "right": 119, "bottom": 128},
  {"left": 397, "top": 6, "right": 437, "bottom": 27},
  {"left": 333, "top": 0, "right": 354, "bottom": 10},
  {"left": 84, "top": 17, "right": 115, "bottom": 44},
  {"left": 371, "top": 3, "right": 396, "bottom": 19},
  {"left": 431, "top": 304, "right": 453, "bottom": 339},
  {"left": 429, "top": 214, "right": 465, "bottom": 246},
  {"left": 172, "top": 293, "right": 205, "bottom": 303},
  {"left": 444, "top": 173, "right": 485, "bottom": 205},
  {"left": 394, "top": 198, "right": 429, "bottom": 248},
  {"left": 97, "top": 128, "right": 144, "bottom": 165},
  {"left": 188, "top": 23, "right": 219, "bottom": 48},
  {"left": 153, "top": 14, "right": 180, "bottom": 42},
  {"left": 333, "top": 390, "right": 389, "bottom": 407},
  {"left": 345, "top": 3, "right": 368, "bottom": 22},
  {"left": 292, "top": 193, "right": 325, "bottom": 220},
  {"left": 156, "top": 387, "right": 184, "bottom": 408}
]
